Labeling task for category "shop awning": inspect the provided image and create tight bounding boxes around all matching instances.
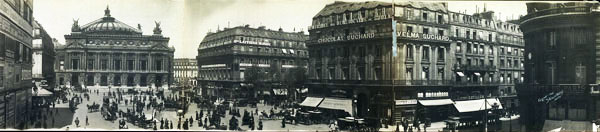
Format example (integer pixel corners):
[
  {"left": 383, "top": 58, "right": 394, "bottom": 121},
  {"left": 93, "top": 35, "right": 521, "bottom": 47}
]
[
  {"left": 474, "top": 72, "right": 481, "bottom": 76},
  {"left": 282, "top": 49, "right": 288, "bottom": 54},
  {"left": 456, "top": 72, "right": 465, "bottom": 77},
  {"left": 297, "top": 88, "right": 308, "bottom": 93},
  {"left": 318, "top": 97, "right": 353, "bottom": 116},
  {"left": 33, "top": 88, "right": 53, "bottom": 97},
  {"left": 299, "top": 97, "right": 323, "bottom": 107},
  {"left": 262, "top": 90, "right": 271, "bottom": 95},
  {"left": 454, "top": 98, "right": 503, "bottom": 113},
  {"left": 289, "top": 49, "right": 295, "bottom": 54},
  {"left": 419, "top": 99, "right": 454, "bottom": 106},
  {"left": 273, "top": 89, "right": 288, "bottom": 95},
  {"left": 395, "top": 99, "right": 417, "bottom": 105}
]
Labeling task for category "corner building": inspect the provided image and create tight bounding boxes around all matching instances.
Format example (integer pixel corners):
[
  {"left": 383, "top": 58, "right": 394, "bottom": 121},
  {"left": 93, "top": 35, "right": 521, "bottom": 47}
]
[
  {"left": 32, "top": 20, "right": 56, "bottom": 89},
  {"left": 518, "top": 2, "right": 600, "bottom": 131},
  {"left": 196, "top": 25, "right": 308, "bottom": 100},
  {"left": 0, "top": 0, "right": 34, "bottom": 129},
  {"left": 307, "top": 1, "right": 523, "bottom": 124},
  {"left": 174, "top": 58, "right": 198, "bottom": 87},
  {"left": 55, "top": 7, "right": 175, "bottom": 89}
]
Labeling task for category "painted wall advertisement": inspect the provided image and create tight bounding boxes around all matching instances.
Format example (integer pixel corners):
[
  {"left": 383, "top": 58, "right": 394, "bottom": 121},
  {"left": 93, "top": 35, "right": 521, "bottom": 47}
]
[
  {"left": 317, "top": 33, "right": 375, "bottom": 43},
  {"left": 397, "top": 31, "right": 450, "bottom": 42}
]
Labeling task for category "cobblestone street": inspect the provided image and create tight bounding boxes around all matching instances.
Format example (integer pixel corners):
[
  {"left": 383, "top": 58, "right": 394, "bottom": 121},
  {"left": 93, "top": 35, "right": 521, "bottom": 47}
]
[{"left": 44, "top": 87, "right": 330, "bottom": 130}]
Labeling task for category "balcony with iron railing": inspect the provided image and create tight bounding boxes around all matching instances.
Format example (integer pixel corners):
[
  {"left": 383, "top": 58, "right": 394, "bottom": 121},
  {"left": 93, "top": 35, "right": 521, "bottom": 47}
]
[
  {"left": 453, "top": 64, "right": 496, "bottom": 72},
  {"left": 517, "top": 83, "right": 592, "bottom": 96},
  {"left": 308, "top": 15, "right": 392, "bottom": 30},
  {"left": 521, "top": 6, "right": 592, "bottom": 23},
  {"left": 307, "top": 79, "right": 502, "bottom": 86}
]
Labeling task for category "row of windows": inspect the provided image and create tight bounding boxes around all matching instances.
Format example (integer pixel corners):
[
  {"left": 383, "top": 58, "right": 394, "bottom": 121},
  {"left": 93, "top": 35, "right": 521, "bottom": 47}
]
[
  {"left": 86, "top": 39, "right": 151, "bottom": 45},
  {"left": 236, "top": 45, "right": 308, "bottom": 56},
  {"left": 0, "top": 32, "right": 32, "bottom": 64},
  {"left": 312, "top": 6, "right": 391, "bottom": 27},
  {"left": 67, "top": 52, "right": 166, "bottom": 58},
  {"left": 398, "top": 6, "right": 448, "bottom": 24},
  {"left": 69, "top": 59, "right": 163, "bottom": 71},
  {"left": 236, "top": 58, "right": 305, "bottom": 66},
  {"left": 405, "top": 45, "right": 445, "bottom": 62},
  {"left": 449, "top": 12, "right": 520, "bottom": 33},
  {"left": 403, "top": 24, "right": 447, "bottom": 36},
  {"left": 200, "top": 35, "right": 306, "bottom": 50},
  {"left": 312, "top": 45, "right": 377, "bottom": 59},
  {"left": 174, "top": 66, "right": 197, "bottom": 69},
  {"left": 456, "top": 72, "right": 524, "bottom": 84}
]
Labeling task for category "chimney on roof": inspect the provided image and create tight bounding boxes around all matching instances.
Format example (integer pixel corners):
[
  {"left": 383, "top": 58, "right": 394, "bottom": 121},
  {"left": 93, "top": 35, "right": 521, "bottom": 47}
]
[
  {"left": 258, "top": 26, "right": 266, "bottom": 30},
  {"left": 244, "top": 24, "right": 250, "bottom": 28},
  {"left": 278, "top": 27, "right": 283, "bottom": 32}
]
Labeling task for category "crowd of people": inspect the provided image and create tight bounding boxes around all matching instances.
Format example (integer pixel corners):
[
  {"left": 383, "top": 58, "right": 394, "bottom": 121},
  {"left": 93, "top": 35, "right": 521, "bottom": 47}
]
[{"left": 62, "top": 86, "right": 349, "bottom": 131}]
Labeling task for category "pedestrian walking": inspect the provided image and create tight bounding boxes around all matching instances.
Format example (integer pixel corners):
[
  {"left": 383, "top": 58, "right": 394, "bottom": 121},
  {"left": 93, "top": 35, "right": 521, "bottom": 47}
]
[
  {"left": 86, "top": 116, "right": 89, "bottom": 126},
  {"left": 402, "top": 118, "right": 408, "bottom": 132},
  {"left": 170, "top": 121, "right": 173, "bottom": 129},
  {"left": 178, "top": 120, "right": 181, "bottom": 129},
  {"left": 281, "top": 118, "right": 286, "bottom": 128},
  {"left": 190, "top": 116, "right": 194, "bottom": 127},
  {"left": 413, "top": 119, "right": 420, "bottom": 131},
  {"left": 74, "top": 117, "right": 80, "bottom": 127},
  {"left": 258, "top": 120, "right": 263, "bottom": 130}
]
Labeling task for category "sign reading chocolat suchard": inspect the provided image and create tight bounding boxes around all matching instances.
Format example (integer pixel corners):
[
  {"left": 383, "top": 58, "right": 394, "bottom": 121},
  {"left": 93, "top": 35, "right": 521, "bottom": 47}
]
[{"left": 317, "top": 33, "right": 375, "bottom": 43}]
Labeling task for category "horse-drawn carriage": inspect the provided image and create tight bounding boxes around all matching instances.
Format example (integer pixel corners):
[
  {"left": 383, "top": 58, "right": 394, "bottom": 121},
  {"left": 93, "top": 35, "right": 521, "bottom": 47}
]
[
  {"left": 87, "top": 102, "right": 100, "bottom": 112},
  {"left": 101, "top": 97, "right": 118, "bottom": 120}
]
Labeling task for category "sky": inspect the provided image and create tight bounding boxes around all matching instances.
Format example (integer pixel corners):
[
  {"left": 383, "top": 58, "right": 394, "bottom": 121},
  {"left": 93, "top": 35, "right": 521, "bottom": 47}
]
[{"left": 33, "top": 0, "right": 528, "bottom": 58}]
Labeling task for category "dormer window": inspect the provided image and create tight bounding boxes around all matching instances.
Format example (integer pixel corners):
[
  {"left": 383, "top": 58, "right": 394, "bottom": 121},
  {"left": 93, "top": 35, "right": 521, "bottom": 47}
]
[
  {"left": 88, "top": 40, "right": 94, "bottom": 44},
  {"left": 102, "top": 41, "right": 107, "bottom": 44},
  {"left": 129, "top": 41, "right": 134, "bottom": 45},
  {"left": 116, "top": 41, "right": 121, "bottom": 44}
]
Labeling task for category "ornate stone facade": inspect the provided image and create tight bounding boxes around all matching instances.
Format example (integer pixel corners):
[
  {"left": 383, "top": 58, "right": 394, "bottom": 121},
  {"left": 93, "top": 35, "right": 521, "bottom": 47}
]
[
  {"left": 307, "top": 1, "right": 524, "bottom": 123},
  {"left": 55, "top": 7, "right": 175, "bottom": 89},
  {"left": 197, "top": 25, "right": 308, "bottom": 99}
]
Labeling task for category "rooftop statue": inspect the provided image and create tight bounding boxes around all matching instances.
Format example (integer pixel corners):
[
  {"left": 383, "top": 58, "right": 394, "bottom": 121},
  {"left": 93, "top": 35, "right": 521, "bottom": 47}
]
[
  {"left": 153, "top": 21, "right": 162, "bottom": 35},
  {"left": 71, "top": 18, "right": 80, "bottom": 32}
]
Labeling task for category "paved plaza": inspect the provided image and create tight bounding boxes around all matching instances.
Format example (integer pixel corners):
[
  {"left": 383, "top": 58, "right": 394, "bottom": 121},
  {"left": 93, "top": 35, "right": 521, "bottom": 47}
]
[{"left": 38, "top": 87, "right": 330, "bottom": 131}]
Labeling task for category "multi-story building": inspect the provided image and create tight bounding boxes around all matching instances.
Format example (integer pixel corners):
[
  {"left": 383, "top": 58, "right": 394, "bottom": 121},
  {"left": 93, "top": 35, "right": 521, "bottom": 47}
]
[
  {"left": 0, "top": 0, "right": 34, "bottom": 129},
  {"left": 306, "top": 1, "right": 523, "bottom": 125},
  {"left": 517, "top": 2, "right": 600, "bottom": 131},
  {"left": 448, "top": 9, "right": 524, "bottom": 114},
  {"left": 32, "top": 20, "right": 55, "bottom": 89},
  {"left": 196, "top": 25, "right": 308, "bottom": 100},
  {"left": 174, "top": 58, "right": 197, "bottom": 87},
  {"left": 55, "top": 7, "right": 175, "bottom": 90}
]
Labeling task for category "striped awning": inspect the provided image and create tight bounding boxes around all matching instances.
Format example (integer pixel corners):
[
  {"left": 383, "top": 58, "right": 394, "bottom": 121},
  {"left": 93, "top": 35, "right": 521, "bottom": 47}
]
[{"left": 299, "top": 97, "right": 323, "bottom": 107}]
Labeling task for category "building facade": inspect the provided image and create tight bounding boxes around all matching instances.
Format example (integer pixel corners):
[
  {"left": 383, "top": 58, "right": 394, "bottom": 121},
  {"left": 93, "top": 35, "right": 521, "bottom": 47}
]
[
  {"left": 197, "top": 25, "right": 308, "bottom": 99},
  {"left": 517, "top": 2, "right": 600, "bottom": 131},
  {"left": 55, "top": 7, "right": 175, "bottom": 90},
  {"left": 307, "top": 1, "right": 523, "bottom": 124},
  {"left": 448, "top": 10, "right": 524, "bottom": 115},
  {"left": 32, "top": 20, "right": 55, "bottom": 89},
  {"left": 0, "top": 0, "right": 34, "bottom": 129},
  {"left": 174, "top": 58, "right": 197, "bottom": 87}
]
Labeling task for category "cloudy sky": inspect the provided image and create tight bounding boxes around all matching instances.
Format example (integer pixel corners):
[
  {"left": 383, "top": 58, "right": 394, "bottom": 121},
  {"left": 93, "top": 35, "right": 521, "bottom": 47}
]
[{"left": 34, "top": 0, "right": 528, "bottom": 58}]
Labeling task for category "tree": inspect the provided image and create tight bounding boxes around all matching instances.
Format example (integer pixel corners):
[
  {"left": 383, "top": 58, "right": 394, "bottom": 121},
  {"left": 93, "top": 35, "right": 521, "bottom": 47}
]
[
  {"left": 244, "top": 66, "right": 267, "bottom": 99},
  {"left": 282, "top": 59, "right": 307, "bottom": 101}
]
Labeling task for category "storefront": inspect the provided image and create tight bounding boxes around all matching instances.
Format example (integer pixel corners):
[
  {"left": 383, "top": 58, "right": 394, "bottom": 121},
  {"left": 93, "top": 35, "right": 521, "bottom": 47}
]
[
  {"left": 395, "top": 99, "right": 417, "bottom": 122},
  {"left": 418, "top": 98, "right": 454, "bottom": 121},
  {"left": 451, "top": 98, "right": 503, "bottom": 128}
]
